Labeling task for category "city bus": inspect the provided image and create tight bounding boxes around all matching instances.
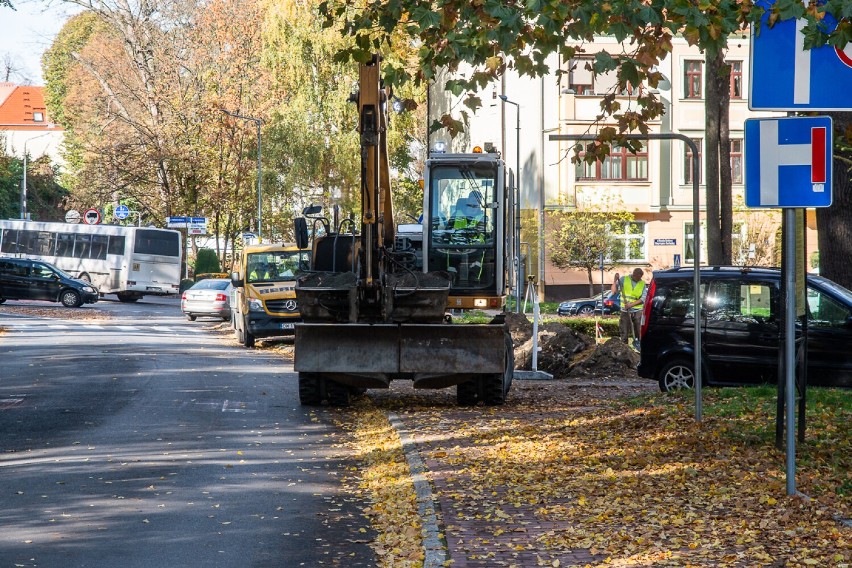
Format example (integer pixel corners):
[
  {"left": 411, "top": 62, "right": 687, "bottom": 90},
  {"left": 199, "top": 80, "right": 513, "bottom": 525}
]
[{"left": 0, "top": 219, "right": 182, "bottom": 302}]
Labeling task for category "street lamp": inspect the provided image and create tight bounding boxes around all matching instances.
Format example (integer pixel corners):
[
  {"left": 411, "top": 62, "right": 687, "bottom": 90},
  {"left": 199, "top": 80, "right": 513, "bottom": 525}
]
[
  {"left": 21, "top": 129, "right": 56, "bottom": 220},
  {"left": 220, "top": 109, "right": 263, "bottom": 240},
  {"left": 499, "top": 95, "right": 522, "bottom": 313}
]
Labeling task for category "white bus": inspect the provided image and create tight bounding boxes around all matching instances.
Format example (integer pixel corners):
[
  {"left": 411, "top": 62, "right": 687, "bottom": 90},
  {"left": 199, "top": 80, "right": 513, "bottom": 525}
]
[{"left": 0, "top": 219, "right": 182, "bottom": 302}]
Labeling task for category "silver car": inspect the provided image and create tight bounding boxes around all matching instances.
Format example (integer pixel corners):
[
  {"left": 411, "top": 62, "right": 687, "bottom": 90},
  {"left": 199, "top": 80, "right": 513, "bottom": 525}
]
[{"left": 181, "top": 278, "right": 233, "bottom": 321}]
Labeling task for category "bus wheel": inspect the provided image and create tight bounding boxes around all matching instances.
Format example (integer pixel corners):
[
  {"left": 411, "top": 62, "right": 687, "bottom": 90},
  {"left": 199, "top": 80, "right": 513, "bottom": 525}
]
[
  {"left": 117, "top": 292, "right": 140, "bottom": 303},
  {"left": 78, "top": 272, "right": 91, "bottom": 283}
]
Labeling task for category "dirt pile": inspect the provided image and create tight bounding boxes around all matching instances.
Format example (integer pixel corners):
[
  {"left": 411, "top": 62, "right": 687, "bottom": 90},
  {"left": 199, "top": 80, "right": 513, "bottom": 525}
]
[{"left": 508, "top": 314, "right": 639, "bottom": 381}]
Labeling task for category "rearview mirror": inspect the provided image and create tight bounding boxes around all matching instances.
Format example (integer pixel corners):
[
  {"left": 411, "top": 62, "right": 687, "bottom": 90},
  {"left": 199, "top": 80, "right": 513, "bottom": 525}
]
[
  {"left": 294, "top": 217, "right": 309, "bottom": 250},
  {"left": 230, "top": 271, "right": 244, "bottom": 288},
  {"left": 302, "top": 204, "right": 323, "bottom": 216}
]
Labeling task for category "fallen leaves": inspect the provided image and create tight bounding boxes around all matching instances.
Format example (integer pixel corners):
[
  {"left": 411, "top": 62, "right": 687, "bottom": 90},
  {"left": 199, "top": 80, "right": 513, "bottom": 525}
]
[{"left": 337, "top": 380, "right": 850, "bottom": 567}]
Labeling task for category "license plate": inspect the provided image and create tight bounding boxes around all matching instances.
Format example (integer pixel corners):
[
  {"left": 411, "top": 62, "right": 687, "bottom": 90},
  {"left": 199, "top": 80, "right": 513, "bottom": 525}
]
[{"left": 280, "top": 323, "right": 294, "bottom": 330}]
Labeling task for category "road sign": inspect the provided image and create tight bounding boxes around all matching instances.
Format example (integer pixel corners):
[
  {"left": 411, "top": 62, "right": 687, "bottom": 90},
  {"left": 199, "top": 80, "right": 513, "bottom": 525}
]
[
  {"left": 745, "top": 116, "right": 833, "bottom": 208},
  {"left": 750, "top": 2, "right": 852, "bottom": 110},
  {"left": 114, "top": 204, "right": 130, "bottom": 220},
  {"left": 83, "top": 208, "right": 101, "bottom": 225},
  {"left": 65, "top": 209, "right": 80, "bottom": 224}
]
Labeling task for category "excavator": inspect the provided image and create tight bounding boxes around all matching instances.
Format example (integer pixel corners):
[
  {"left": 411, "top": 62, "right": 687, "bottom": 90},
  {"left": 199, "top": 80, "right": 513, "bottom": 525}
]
[{"left": 293, "top": 54, "right": 515, "bottom": 406}]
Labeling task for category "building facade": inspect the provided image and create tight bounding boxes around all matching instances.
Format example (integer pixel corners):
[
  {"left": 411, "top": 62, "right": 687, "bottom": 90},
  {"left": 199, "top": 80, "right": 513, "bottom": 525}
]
[{"left": 0, "top": 83, "right": 64, "bottom": 164}]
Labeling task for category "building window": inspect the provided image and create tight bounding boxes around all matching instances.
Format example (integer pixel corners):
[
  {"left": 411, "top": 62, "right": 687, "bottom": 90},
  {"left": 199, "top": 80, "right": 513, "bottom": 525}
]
[
  {"left": 614, "top": 221, "right": 646, "bottom": 262},
  {"left": 730, "top": 139, "right": 743, "bottom": 184},
  {"left": 32, "top": 112, "right": 44, "bottom": 122},
  {"left": 576, "top": 145, "right": 648, "bottom": 181},
  {"left": 729, "top": 61, "right": 743, "bottom": 99},
  {"left": 684, "top": 221, "right": 707, "bottom": 265},
  {"left": 684, "top": 138, "right": 702, "bottom": 185},
  {"left": 684, "top": 60, "right": 703, "bottom": 99},
  {"left": 568, "top": 58, "right": 594, "bottom": 95}
]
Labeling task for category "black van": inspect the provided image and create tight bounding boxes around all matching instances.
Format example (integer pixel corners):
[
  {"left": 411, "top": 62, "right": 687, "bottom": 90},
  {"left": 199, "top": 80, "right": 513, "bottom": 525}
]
[
  {"left": 638, "top": 266, "right": 852, "bottom": 391},
  {"left": 0, "top": 257, "right": 99, "bottom": 307}
]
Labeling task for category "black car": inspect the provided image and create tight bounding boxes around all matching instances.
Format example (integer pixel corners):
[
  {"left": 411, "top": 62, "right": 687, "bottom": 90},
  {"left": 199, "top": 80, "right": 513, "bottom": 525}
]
[
  {"left": 638, "top": 266, "right": 852, "bottom": 391},
  {"left": 558, "top": 290, "right": 619, "bottom": 316},
  {"left": 0, "top": 257, "right": 99, "bottom": 307}
]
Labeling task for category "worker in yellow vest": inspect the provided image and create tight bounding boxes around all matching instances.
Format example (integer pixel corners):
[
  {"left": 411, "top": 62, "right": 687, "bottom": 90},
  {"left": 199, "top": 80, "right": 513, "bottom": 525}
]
[{"left": 612, "top": 268, "right": 647, "bottom": 350}]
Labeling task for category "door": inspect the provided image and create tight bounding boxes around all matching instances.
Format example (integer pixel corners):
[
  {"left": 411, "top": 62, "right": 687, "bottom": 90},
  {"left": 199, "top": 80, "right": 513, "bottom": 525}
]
[
  {"left": 28, "top": 262, "right": 62, "bottom": 301},
  {"left": 702, "top": 279, "right": 779, "bottom": 385},
  {"left": 804, "top": 285, "right": 852, "bottom": 388},
  {"left": 0, "top": 259, "right": 30, "bottom": 299}
]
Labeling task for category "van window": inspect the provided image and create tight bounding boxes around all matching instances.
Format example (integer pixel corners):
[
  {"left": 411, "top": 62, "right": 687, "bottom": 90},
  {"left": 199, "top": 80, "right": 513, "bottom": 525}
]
[
  {"left": 807, "top": 287, "right": 851, "bottom": 328},
  {"left": 705, "top": 280, "right": 775, "bottom": 323},
  {"left": 659, "top": 280, "right": 708, "bottom": 319},
  {"left": 0, "top": 259, "right": 26, "bottom": 276},
  {"left": 30, "top": 263, "right": 55, "bottom": 279}
]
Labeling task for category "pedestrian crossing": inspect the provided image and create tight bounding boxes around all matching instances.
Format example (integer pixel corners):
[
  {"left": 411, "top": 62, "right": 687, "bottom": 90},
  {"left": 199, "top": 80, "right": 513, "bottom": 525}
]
[{"left": 0, "top": 319, "right": 213, "bottom": 335}]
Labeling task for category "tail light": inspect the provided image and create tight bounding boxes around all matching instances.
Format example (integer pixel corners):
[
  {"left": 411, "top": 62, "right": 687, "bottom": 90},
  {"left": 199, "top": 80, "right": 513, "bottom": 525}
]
[
  {"left": 215, "top": 293, "right": 228, "bottom": 302},
  {"left": 640, "top": 280, "right": 656, "bottom": 338},
  {"left": 181, "top": 292, "right": 187, "bottom": 300}
]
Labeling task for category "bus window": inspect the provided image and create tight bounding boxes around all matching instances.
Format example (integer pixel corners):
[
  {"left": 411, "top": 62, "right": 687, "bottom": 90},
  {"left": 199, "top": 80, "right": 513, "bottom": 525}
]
[
  {"left": 35, "top": 231, "right": 55, "bottom": 255},
  {"left": 108, "top": 235, "right": 126, "bottom": 255},
  {"left": 19, "top": 230, "right": 36, "bottom": 254},
  {"left": 1, "top": 229, "right": 17, "bottom": 253},
  {"left": 135, "top": 229, "right": 180, "bottom": 256},
  {"left": 56, "top": 233, "right": 74, "bottom": 257},
  {"left": 90, "top": 235, "right": 108, "bottom": 259},
  {"left": 74, "top": 234, "right": 92, "bottom": 259}
]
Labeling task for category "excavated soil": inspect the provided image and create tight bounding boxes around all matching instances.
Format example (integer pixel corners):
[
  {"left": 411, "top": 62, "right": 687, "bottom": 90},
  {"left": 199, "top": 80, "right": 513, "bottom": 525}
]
[{"left": 507, "top": 313, "right": 639, "bottom": 381}]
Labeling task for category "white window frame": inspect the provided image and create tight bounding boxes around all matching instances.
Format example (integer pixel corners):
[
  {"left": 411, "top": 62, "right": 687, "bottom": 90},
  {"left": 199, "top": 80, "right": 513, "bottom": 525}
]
[{"left": 614, "top": 221, "right": 647, "bottom": 262}]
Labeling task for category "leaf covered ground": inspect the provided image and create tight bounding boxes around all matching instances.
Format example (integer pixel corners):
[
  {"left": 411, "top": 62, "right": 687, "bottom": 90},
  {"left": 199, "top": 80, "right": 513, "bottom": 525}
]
[{"left": 336, "top": 380, "right": 850, "bottom": 567}]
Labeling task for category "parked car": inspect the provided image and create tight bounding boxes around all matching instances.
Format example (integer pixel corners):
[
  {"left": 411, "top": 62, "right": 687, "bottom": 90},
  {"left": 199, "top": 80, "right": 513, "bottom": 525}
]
[
  {"left": 638, "top": 266, "right": 852, "bottom": 392},
  {"left": 596, "top": 291, "right": 621, "bottom": 315},
  {"left": 558, "top": 290, "right": 619, "bottom": 316},
  {"left": 0, "top": 257, "right": 98, "bottom": 307},
  {"left": 181, "top": 278, "right": 233, "bottom": 321}
]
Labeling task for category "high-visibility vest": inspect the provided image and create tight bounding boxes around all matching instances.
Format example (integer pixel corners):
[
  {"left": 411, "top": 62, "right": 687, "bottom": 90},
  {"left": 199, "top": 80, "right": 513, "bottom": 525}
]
[{"left": 621, "top": 277, "right": 645, "bottom": 310}]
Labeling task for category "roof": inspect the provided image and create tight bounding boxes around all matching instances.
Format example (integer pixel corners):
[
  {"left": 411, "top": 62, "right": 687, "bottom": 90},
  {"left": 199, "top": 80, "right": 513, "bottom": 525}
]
[{"left": 0, "top": 84, "right": 63, "bottom": 132}]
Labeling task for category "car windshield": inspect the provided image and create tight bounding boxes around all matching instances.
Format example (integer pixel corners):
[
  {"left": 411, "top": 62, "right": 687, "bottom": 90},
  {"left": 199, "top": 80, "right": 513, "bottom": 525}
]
[
  {"left": 191, "top": 279, "right": 230, "bottom": 291},
  {"left": 246, "top": 250, "right": 310, "bottom": 283},
  {"left": 809, "top": 274, "right": 852, "bottom": 302}
]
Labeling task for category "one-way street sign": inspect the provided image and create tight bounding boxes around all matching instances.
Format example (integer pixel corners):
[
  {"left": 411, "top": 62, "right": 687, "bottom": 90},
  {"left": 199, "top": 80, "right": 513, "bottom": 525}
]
[
  {"left": 745, "top": 116, "right": 833, "bottom": 208},
  {"left": 750, "top": 1, "right": 852, "bottom": 111}
]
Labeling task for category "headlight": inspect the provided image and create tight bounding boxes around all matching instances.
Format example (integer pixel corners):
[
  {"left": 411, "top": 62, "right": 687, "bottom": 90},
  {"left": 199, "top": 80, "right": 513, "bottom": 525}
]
[
  {"left": 248, "top": 298, "right": 264, "bottom": 311},
  {"left": 83, "top": 286, "right": 96, "bottom": 293}
]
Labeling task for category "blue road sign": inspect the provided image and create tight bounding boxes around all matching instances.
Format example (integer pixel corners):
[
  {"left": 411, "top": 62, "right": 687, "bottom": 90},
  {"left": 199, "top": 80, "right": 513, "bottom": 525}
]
[
  {"left": 745, "top": 116, "right": 832, "bottom": 208},
  {"left": 114, "top": 204, "right": 130, "bottom": 219},
  {"left": 750, "top": 1, "right": 852, "bottom": 111}
]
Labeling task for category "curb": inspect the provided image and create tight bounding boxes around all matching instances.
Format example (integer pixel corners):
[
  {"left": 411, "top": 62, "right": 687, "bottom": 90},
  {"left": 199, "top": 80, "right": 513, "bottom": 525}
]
[{"left": 387, "top": 412, "right": 448, "bottom": 568}]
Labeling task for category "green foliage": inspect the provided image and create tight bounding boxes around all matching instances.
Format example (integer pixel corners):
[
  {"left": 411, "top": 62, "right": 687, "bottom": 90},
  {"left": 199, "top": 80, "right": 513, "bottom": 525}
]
[
  {"left": 549, "top": 196, "right": 634, "bottom": 295},
  {"left": 179, "top": 278, "right": 195, "bottom": 293},
  {"left": 0, "top": 154, "right": 23, "bottom": 220},
  {"left": 194, "top": 248, "right": 221, "bottom": 275},
  {"left": 547, "top": 315, "right": 619, "bottom": 338},
  {"left": 0, "top": 154, "right": 67, "bottom": 221}
]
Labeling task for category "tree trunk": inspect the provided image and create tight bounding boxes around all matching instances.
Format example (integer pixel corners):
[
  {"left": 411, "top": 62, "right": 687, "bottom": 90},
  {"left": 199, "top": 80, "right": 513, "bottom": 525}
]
[
  {"left": 717, "top": 56, "right": 733, "bottom": 264},
  {"left": 704, "top": 50, "right": 722, "bottom": 265},
  {"left": 815, "top": 112, "right": 852, "bottom": 288}
]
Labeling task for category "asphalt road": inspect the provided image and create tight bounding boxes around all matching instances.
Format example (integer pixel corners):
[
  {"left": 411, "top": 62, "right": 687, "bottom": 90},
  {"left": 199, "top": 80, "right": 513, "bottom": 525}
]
[{"left": 0, "top": 296, "right": 375, "bottom": 567}]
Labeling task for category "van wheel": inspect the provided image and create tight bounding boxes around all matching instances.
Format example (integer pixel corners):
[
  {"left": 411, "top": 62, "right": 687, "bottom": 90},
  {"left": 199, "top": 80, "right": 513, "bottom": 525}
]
[
  {"left": 60, "top": 289, "right": 82, "bottom": 308},
  {"left": 116, "top": 292, "right": 140, "bottom": 303},
  {"left": 186, "top": 314, "right": 197, "bottom": 321},
  {"left": 658, "top": 358, "right": 695, "bottom": 392},
  {"left": 240, "top": 319, "right": 255, "bottom": 348}
]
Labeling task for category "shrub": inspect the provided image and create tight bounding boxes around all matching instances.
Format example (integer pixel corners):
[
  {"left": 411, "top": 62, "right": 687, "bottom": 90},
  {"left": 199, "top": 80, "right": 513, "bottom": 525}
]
[{"left": 194, "top": 248, "right": 221, "bottom": 275}]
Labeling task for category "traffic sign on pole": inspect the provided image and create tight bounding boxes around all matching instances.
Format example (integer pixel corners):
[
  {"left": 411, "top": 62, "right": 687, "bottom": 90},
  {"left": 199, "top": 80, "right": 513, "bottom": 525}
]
[
  {"left": 744, "top": 116, "right": 833, "bottom": 208},
  {"left": 83, "top": 208, "right": 101, "bottom": 225},
  {"left": 750, "top": 2, "right": 852, "bottom": 111},
  {"left": 114, "top": 204, "right": 130, "bottom": 220}
]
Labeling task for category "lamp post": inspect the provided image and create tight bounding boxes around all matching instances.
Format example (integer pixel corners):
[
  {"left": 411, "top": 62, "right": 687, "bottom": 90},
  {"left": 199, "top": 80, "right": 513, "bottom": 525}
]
[
  {"left": 221, "top": 109, "right": 263, "bottom": 240},
  {"left": 499, "top": 95, "right": 522, "bottom": 313},
  {"left": 21, "top": 129, "right": 56, "bottom": 220}
]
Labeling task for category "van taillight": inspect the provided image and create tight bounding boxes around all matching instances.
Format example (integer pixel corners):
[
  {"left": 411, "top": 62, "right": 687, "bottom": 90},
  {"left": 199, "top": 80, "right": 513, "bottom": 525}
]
[
  {"left": 640, "top": 280, "right": 656, "bottom": 338},
  {"left": 181, "top": 292, "right": 187, "bottom": 300},
  {"left": 215, "top": 293, "right": 227, "bottom": 302}
]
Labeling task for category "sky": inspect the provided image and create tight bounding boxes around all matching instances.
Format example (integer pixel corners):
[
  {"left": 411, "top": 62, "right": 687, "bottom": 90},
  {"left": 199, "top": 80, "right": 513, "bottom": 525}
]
[{"left": 0, "top": 1, "right": 79, "bottom": 85}]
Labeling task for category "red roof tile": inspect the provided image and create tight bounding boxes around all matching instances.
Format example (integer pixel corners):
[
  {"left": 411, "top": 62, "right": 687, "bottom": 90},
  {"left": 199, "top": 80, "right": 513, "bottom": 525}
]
[{"left": 0, "top": 85, "right": 63, "bottom": 131}]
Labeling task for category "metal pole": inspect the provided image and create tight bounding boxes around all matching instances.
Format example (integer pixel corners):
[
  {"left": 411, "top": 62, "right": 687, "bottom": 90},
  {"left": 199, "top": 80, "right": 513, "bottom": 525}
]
[
  {"left": 499, "top": 96, "right": 522, "bottom": 313},
  {"left": 549, "top": 132, "right": 703, "bottom": 421},
  {"left": 783, "top": 208, "right": 797, "bottom": 495}
]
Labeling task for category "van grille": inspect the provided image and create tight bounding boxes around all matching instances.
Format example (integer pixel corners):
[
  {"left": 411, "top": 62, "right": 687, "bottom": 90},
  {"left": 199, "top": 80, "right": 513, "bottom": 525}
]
[{"left": 266, "top": 299, "right": 298, "bottom": 313}]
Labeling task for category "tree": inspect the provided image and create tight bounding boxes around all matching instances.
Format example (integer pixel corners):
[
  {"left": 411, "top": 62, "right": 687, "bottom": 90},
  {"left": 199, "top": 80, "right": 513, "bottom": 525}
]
[
  {"left": 193, "top": 248, "right": 221, "bottom": 276},
  {"left": 816, "top": 112, "right": 852, "bottom": 288},
  {"left": 549, "top": 197, "right": 634, "bottom": 296}
]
